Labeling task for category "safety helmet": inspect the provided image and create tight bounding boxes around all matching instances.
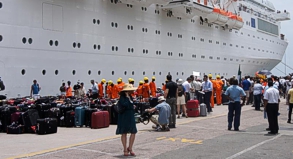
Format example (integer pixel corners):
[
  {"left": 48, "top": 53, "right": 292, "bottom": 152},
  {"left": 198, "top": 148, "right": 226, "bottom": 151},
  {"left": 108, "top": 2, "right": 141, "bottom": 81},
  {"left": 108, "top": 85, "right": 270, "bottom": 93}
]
[
  {"left": 128, "top": 78, "right": 134, "bottom": 82},
  {"left": 101, "top": 79, "right": 106, "bottom": 83},
  {"left": 152, "top": 76, "right": 156, "bottom": 80},
  {"left": 216, "top": 75, "right": 221, "bottom": 79},
  {"left": 144, "top": 77, "right": 149, "bottom": 81},
  {"left": 108, "top": 80, "right": 113, "bottom": 85},
  {"left": 139, "top": 81, "right": 144, "bottom": 84},
  {"left": 208, "top": 74, "right": 213, "bottom": 78},
  {"left": 117, "top": 79, "right": 122, "bottom": 83}
]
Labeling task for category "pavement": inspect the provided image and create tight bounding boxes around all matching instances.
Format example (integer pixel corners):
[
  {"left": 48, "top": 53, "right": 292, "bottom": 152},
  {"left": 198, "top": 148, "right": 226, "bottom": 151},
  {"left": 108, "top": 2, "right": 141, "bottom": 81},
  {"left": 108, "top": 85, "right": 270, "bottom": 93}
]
[{"left": 2, "top": 99, "right": 293, "bottom": 159}]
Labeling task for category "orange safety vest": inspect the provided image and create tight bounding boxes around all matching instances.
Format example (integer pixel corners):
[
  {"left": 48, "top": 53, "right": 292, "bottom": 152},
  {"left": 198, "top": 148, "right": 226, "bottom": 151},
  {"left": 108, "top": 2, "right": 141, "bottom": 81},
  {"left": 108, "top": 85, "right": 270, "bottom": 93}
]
[
  {"left": 215, "top": 79, "right": 223, "bottom": 90},
  {"left": 149, "top": 81, "right": 157, "bottom": 97},
  {"left": 107, "top": 85, "right": 112, "bottom": 99},
  {"left": 117, "top": 83, "right": 124, "bottom": 92},
  {"left": 162, "top": 84, "right": 166, "bottom": 91},
  {"left": 98, "top": 83, "right": 104, "bottom": 98},
  {"left": 136, "top": 85, "right": 143, "bottom": 96},
  {"left": 66, "top": 86, "right": 72, "bottom": 97},
  {"left": 112, "top": 85, "right": 119, "bottom": 99},
  {"left": 142, "top": 83, "right": 150, "bottom": 98}
]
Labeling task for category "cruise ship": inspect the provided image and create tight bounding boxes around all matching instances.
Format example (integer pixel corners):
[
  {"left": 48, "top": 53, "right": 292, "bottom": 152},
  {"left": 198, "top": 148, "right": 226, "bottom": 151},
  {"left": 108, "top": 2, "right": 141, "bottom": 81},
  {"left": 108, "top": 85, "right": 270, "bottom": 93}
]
[{"left": 0, "top": 0, "right": 290, "bottom": 97}]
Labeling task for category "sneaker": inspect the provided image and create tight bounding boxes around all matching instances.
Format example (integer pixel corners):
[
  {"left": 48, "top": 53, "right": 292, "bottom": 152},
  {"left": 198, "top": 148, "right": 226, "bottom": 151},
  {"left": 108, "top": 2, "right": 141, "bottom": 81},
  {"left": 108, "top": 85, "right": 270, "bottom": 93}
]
[{"left": 165, "top": 126, "right": 170, "bottom": 131}]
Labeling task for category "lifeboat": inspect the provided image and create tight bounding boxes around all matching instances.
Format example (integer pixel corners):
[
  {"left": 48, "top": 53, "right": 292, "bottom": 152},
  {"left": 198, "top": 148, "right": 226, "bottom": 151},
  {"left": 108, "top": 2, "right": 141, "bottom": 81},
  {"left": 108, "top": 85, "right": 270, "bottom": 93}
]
[
  {"left": 234, "top": 16, "right": 244, "bottom": 29},
  {"left": 191, "top": 0, "right": 214, "bottom": 18},
  {"left": 119, "top": 0, "right": 173, "bottom": 7},
  {"left": 206, "top": 8, "right": 229, "bottom": 25},
  {"left": 226, "top": 12, "right": 237, "bottom": 29}
]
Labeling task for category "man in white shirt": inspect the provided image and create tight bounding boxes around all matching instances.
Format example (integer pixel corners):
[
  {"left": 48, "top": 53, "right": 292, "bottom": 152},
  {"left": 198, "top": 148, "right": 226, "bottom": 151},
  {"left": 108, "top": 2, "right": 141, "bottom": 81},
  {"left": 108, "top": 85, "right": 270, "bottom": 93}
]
[
  {"left": 182, "top": 77, "right": 192, "bottom": 102},
  {"left": 195, "top": 79, "right": 203, "bottom": 103},
  {"left": 90, "top": 80, "right": 99, "bottom": 99},
  {"left": 253, "top": 80, "right": 263, "bottom": 111},
  {"left": 263, "top": 81, "right": 280, "bottom": 135}
]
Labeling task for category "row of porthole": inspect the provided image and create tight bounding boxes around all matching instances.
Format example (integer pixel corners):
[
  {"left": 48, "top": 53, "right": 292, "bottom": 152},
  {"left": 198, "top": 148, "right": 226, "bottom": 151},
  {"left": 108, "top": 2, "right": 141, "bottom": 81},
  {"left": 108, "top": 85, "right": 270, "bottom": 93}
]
[
  {"left": 111, "top": 22, "right": 118, "bottom": 28},
  {"left": 126, "top": 4, "right": 133, "bottom": 8},
  {"left": 49, "top": 40, "right": 59, "bottom": 46},
  {"left": 20, "top": 69, "right": 187, "bottom": 76},
  {"left": 22, "top": 37, "right": 33, "bottom": 44},
  {"left": 195, "top": 55, "right": 268, "bottom": 65},
  {"left": 93, "top": 19, "right": 101, "bottom": 25}
]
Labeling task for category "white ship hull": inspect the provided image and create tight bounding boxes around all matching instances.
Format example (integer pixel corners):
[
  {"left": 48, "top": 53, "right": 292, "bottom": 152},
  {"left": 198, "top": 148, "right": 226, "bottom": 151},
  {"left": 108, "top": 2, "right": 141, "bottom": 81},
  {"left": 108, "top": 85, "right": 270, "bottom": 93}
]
[{"left": 0, "top": 0, "right": 289, "bottom": 97}]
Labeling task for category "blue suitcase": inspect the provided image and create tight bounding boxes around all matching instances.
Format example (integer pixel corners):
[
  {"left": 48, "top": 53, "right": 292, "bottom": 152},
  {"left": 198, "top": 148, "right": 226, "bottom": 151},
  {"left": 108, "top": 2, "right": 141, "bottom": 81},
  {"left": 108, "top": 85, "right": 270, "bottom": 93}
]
[{"left": 75, "top": 107, "right": 85, "bottom": 127}]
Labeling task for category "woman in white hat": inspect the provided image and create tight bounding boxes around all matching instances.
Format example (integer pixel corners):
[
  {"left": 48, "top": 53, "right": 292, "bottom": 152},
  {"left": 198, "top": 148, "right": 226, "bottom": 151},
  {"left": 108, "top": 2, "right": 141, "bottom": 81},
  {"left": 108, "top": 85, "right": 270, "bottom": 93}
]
[{"left": 116, "top": 84, "right": 137, "bottom": 156}]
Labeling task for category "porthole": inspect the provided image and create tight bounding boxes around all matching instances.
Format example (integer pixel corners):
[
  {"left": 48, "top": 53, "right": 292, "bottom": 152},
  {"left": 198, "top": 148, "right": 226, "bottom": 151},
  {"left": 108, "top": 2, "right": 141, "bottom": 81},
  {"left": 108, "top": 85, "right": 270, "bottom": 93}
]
[
  {"left": 153, "top": 72, "right": 155, "bottom": 75},
  {"left": 143, "top": 71, "right": 145, "bottom": 75},
  {"left": 177, "top": 72, "right": 179, "bottom": 75},
  {"left": 159, "top": 72, "right": 161, "bottom": 75},
  {"left": 98, "top": 45, "right": 101, "bottom": 50},
  {"left": 72, "top": 70, "right": 76, "bottom": 75},
  {"left": 55, "top": 70, "right": 59, "bottom": 75},
  {"left": 97, "top": 19, "right": 100, "bottom": 25},
  {"left": 73, "top": 42, "right": 76, "bottom": 48},
  {"left": 0, "top": 2, "right": 2, "bottom": 8},
  {"left": 21, "top": 69, "right": 26, "bottom": 75},
  {"left": 98, "top": 70, "right": 101, "bottom": 75},
  {"left": 131, "top": 48, "right": 134, "bottom": 52},
  {"left": 93, "top": 19, "right": 96, "bottom": 24},
  {"left": 131, "top": 26, "right": 133, "bottom": 30},
  {"left": 88, "top": 70, "right": 91, "bottom": 75},
  {"left": 0, "top": 35, "right": 2, "bottom": 42},
  {"left": 115, "top": 23, "right": 118, "bottom": 28},
  {"left": 124, "top": 71, "right": 127, "bottom": 75},
  {"left": 42, "top": 70, "right": 46, "bottom": 75},
  {"left": 22, "top": 37, "right": 27, "bottom": 44},
  {"left": 182, "top": 72, "right": 184, "bottom": 76},
  {"left": 112, "top": 46, "right": 114, "bottom": 51},
  {"left": 49, "top": 40, "right": 53, "bottom": 46},
  {"left": 94, "top": 44, "right": 97, "bottom": 49},
  {"left": 115, "top": 46, "right": 118, "bottom": 51},
  {"left": 112, "top": 71, "right": 114, "bottom": 75},
  {"left": 28, "top": 38, "right": 33, "bottom": 44},
  {"left": 111, "top": 22, "right": 114, "bottom": 27},
  {"left": 55, "top": 41, "right": 58, "bottom": 46},
  {"left": 132, "top": 71, "right": 134, "bottom": 75},
  {"left": 128, "top": 48, "right": 130, "bottom": 52},
  {"left": 77, "top": 43, "right": 81, "bottom": 48}
]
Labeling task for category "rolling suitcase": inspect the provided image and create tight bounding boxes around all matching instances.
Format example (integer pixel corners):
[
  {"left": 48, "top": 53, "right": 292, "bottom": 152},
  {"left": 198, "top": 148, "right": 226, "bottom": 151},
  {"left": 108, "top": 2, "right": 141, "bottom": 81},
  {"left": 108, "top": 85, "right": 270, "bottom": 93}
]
[
  {"left": 65, "top": 110, "right": 75, "bottom": 127},
  {"left": 11, "top": 112, "right": 23, "bottom": 124},
  {"left": 91, "top": 111, "right": 109, "bottom": 129},
  {"left": 75, "top": 107, "right": 85, "bottom": 127},
  {"left": 149, "top": 98, "right": 159, "bottom": 107},
  {"left": 200, "top": 103, "right": 207, "bottom": 117},
  {"left": 85, "top": 108, "right": 98, "bottom": 127},
  {"left": 186, "top": 100, "right": 199, "bottom": 117},
  {"left": 110, "top": 105, "right": 118, "bottom": 125},
  {"left": 36, "top": 118, "right": 58, "bottom": 135},
  {"left": 100, "top": 105, "right": 112, "bottom": 124},
  {"left": 22, "top": 109, "right": 40, "bottom": 133},
  {"left": 6, "top": 124, "right": 24, "bottom": 134}
]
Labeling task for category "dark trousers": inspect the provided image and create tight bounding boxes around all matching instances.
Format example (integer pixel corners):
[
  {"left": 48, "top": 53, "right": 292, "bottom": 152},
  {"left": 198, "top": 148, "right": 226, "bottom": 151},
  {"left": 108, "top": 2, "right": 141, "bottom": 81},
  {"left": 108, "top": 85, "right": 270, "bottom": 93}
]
[
  {"left": 288, "top": 103, "right": 293, "bottom": 121},
  {"left": 266, "top": 103, "right": 279, "bottom": 133},
  {"left": 228, "top": 101, "right": 241, "bottom": 129},
  {"left": 196, "top": 91, "right": 203, "bottom": 104},
  {"left": 254, "top": 94, "right": 262, "bottom": 110},
  {"left": 166, "top": 98, "right": 177, "bottom": 126},
  {"left": 185, "top": 92, "right": 190, "bottom": 103},
  {"left": 204, "top": 91, "right": 212, "bottom": 112}
]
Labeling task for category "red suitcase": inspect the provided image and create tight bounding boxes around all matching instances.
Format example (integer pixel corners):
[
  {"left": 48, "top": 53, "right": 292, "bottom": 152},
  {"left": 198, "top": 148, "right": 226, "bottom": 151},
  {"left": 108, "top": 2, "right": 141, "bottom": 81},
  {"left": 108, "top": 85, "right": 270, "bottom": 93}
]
[
  {"left": 11, "top": 112, "right": 22, "bottom": 123},
  {"left": 91, "top": 111, "right": 109, "bottom": 129},
  {"left": 186, "top": 100, "right": 199, "bottom": 117}
]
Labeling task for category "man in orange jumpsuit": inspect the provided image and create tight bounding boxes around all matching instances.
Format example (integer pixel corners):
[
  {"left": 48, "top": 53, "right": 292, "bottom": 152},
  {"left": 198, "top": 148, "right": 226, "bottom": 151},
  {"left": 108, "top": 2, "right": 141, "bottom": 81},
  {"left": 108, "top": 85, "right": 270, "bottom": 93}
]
[
  {"left": 128, "top": 78, "right": 135, "bottom": 98},
  {"left": 106, "top": 80, "right": 113, "bottom": 99},
  {"left": 215, "top": 75, "right": 224, "bottom": 105},
  {"left": 98, "top": 79, "right": 106, "bottom": 98},
  {"left": 208, "top": 74, "right": 216, "bottom": 108},
  {"left": 118, "top": 77, "right": 125, "bottom": 86},
  {"left": 149, "top": 76, "right": 157, "bottom": 97},
  {"left": 136, "top": 81, "right": 144, "bottom": 101},
  {"left": 117, "top": 79, "right": 124, "bottom": 92},
  {"left": 142, "top": 77, "right": 150, "bottom": 100},
  {"left": 111, "top": 81, "right": 119, "bottom": 99}
]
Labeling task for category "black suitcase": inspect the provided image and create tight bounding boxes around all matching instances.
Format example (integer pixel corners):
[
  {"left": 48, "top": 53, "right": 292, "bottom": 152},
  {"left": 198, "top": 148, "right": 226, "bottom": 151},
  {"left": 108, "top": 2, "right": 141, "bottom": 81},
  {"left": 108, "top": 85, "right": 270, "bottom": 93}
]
[
  {"left": 22, "top": 109, "right": 40, "bottom": 133},
  {"left": 135, "top": 102, "right": 151, "bottom": 115},
  {"left": 7, "top": 124, "right": 24, "bottom": 134},
  {"left": 0, "top": 106, "right": 17, "bottom": 132},
  {"left": 65, "top": 110, "right": 75, "bottom": 127},
  {"left": 36, "top": 104, "right": 52, "bottom": 118},
  {"left": 110, "top": 105, "right": 118, "bottom": 125},
  {"left": 149, "top": 98, "right": 159, "bottom": 107},
  {"left": 36, "top": 118, "right": 58, "bottom": 135},
  {"left": 85, "top": 108, "right": 98, "bottom": 127},
  {"left": 59, "top": 106, "right": 73, "bottom": 127}
]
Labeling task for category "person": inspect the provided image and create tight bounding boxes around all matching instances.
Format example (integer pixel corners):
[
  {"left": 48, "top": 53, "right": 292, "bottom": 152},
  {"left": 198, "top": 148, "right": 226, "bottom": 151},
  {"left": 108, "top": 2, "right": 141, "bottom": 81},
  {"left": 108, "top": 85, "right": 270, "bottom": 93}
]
[
  {"left": 287, "top": 86, "right": 293, "bottom": 123},
  {"left": 111, "top": 82, "right": 119, "bottom": 99},
  {"left": 208, "top": 74, "right": 216, "bottom": 108},
  {"left": 284, "top": 76, "right": 292, "bottom": 105},
  {"left": 202, "top": 75, "right": 213, "bottom": 113},
  {"left": 177, "top": 79, "right": 187, "bottom": 118},
  {"left": 107, "top": 80, "right": 113, "bottom": 99},
  {"left": 136, "top": 81, "right": 143, "bottom": 101},
  {"left": 99, "top": 79, "right": 106, "bottom": 98},
  {"left": 195, "top": 78, "right": 203, "bottom": 103},
  {"left": 225, "top": 79, "right": 246, "bottom": 131},
  {"left": 117, "top": 79, "right": 124, "bottom": 92},
  {"left": 215, "top": 75, "right": 224, "bottom": 105},
  {"left": 30, "top": 80, "right": 41, "bottom": 100},
  {"left": 66, "top": 81, "right": 73, "bottom": 98},
  {"left": 241, "top": 76, "right": 251, "bottom": 105},
  {"left": 182, "top": 77, "right": 192, "bottom": 102},
  {"left": 142, "top": 77, "right": 150, "bottom": 101},
  {"left": 60, "top": 82, "right": 66, "bottom": 97},
  {"left": 263, "top": 81, "right": 280, "bottom": 135},
  {"left": 146, "top": 96, "right": 171, "bottom": 131},
  {"left": 149, "top": 76, "right": 157, "bottom": 97},
  {"left": 164, "top": 74, "right": 178, "bottom": 128},
  {"left": 116, "top": 84, "right": 137, "bottom": 156},
  {"left": 253, "top": 80, "right": 263, "bottom": 111},
  {"left": 0, "top": 77, "right": 5, "bottom": 91},
  {"left": 80, "top": 82, "right": 87, "bottom": 95},
  {"left": 90, "top": 80, "right": 99, "bottom": 99}
]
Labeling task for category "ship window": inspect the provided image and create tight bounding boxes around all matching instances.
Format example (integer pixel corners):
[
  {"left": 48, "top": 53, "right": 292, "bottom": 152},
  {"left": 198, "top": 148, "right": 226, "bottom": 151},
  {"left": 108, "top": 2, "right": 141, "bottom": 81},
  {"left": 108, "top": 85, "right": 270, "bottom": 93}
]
[
  {"left": 88, "top": 70, "right": 91, "bottom": 75},
  {"left": 0, "top": 35, "right": 2, "bottom": 42},
  {"left": 209, "top": 56, "right": 213, "bottom": 59},
  {"left": 177, "top": 72, "right": 179, "bottom": 75},
  {"left": 230, "top": 59, "right": 233, "bottom": 61},
  {"left": 0, "top": 2, "right": 2, "bottom": 8},
  {"left": 112, "top": 46, "right": 114, "bottom": 51},
  {"left": 116, "top": 46, "right": 118, "bottom": 51},
  {"left": 28, "top": 38, "right": 33, "bottom": 44},
  {"left": 124, "top": 71, "right": 127, "bottom": 75},
  {"left": 93, "top": 19, "right": 96, "bottom": 24},
  {"left": 216, "top": 41, "right": 219, "bottom": 44},
  {"left": 236, "top": 45, "right": 238, "bottom": 47},
  {"left": 241, "top": 60, "right": 244, "bottom": 62},
  {"left": 112, "top": 71, "right": 114, "bottom": 75},
  {"left": 22, "top": 37, "right": 27, "bottom": 44},
  {"left": 153, "top": 72, "right": 155, "bottom": 75},
  {"left": 131, "top": 48, "right": 134, "bottom": 52},
  {"left": 143, "top": 71, "right": 145, "bottom": 75},
  {"left": 73, "top": 42, "right": 76, "bottom": 48},
  {"left": 132, "top": 71, "right": 134, "bottom": 75},
  {"left": 182, "top": 72, "right": 184, "bottom": 76},
  {"left": 223, "top": 43, "right": 226, "bottom": 46},
  {"left": 230, "top": 44, "right": 233, "bottom": 47},
  {"left": 217, "top": 57, "right": 220, "bottom": 60},
  {"left": 159, "top": 72, "right": 161, "bottom": 75},
  {"left": 111, "top": 22, "right": 114, "bottom": 27},
  {"left": 42, "top": 70, "right": 46, "bottom": 75},
  {"left": 98, "top": 70, "right": 101, "bottom": 75},
  {"left": 201, "top": 55, "right": 205, "bottom": 59},
  {"left": 72, "top": 70, "right": 76, "bottom": 75},
  {"left": 77, "top": 43, "right": 81, "bottom": 48},
  {"left": 97, "top": 19, "right": 100, "bottom": 25},
  {"left": 115, "top": 23, "right": 118, "bottom": 28},
  {"left": 55, "top": 70, "right": 59, "bottom": 75},
  {"left": 21, "top": 69, "right": 26, "bottom": 75},
  {"left": 241, "top": 46, "right": 244, "bottom": 48},
  {"left": 224, "top": 58, "right": 227, "bottom": 61},
  {"left": 215, "top": 26, "right": 218, "bottom": 29},
  {"left": 55, "top": 41, "right": 58, "bottom": 46},
  {"left": 209, "top": 40, "right": 212, "bottom": 43},
  {"left": 236, "top": 59, "right": 239, "bottom": 62},
  {"left": 94, "top": 45, "right": 97, "bottom": 50}
]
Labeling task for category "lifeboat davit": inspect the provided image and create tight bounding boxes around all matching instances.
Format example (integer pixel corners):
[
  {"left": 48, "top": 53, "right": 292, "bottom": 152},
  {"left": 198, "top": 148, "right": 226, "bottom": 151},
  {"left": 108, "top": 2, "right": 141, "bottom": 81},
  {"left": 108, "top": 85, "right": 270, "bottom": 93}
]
[
  {"left": 162, "top": 0, "right": 196, "bottom": 19},
  {"left": 191, "top": 0, "right": 214, "bottom": 18},
  {"left": 206, "top": 8, "right": 229, "bottom": 25},
  {"left": 119, "top": 0, "right": 173, "bottom": 7}
]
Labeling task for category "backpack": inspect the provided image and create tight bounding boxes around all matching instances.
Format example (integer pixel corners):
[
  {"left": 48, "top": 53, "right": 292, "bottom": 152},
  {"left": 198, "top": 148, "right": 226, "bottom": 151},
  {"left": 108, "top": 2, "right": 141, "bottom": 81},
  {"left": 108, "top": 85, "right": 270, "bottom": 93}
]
[
  {"left": 178, "top": 84, "right": 184, "bottom": 97},
  {"left": 0, "top": 80, "right": 5, "bottom": 91}
]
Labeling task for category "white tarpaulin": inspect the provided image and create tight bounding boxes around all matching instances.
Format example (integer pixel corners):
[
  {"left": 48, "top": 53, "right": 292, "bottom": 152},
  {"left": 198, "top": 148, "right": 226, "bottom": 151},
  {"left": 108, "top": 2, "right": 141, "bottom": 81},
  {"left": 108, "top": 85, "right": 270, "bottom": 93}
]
[{"left": 193, "top": 71, "right": 200, "bottom": 77}]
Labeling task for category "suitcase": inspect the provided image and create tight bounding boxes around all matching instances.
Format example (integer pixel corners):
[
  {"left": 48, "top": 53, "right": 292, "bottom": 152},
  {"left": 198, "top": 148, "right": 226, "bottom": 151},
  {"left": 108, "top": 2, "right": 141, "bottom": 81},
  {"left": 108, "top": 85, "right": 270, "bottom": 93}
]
[
  {"left": 11, "top": 112, "right": 23, "bottom": 124},
  {"left": 0, "top": 107, "right": 13, "bottom": 132},
  {"left": 200, "top": 103, "right": 207, "bottom": 117},
  {"left": 6, "top": 124, "right": 24, "bottom": 134},
  {"left": 36, "top": 118, "right": 58, "bottom": 135},
  {"left": 149, "top": 98, "right": 159, "bottom": 107},
  {"left": 75, "top": 107, "right": 85, "bottom": 127},
  {"left": 59, "top": 106, "right": 73, "bottom": 127},
  {"left": 99, "top": 105, "right": 112, "bottom": 124},
  {"left": 135, "top": 102, "right": 151, "bottom": 115},
  {"left": 85, "top": 108, "right": 98, "bottom": 127},
  {"left": 110, "top": 105, "right": 118, "bottom": 125},
  {"left": 91, "top": 111, "right": 109, "bottom": 129},
  {"left": 186, "top": 100, "right": 199, "bottom": 117},
  {"left": 65, "top": 110, "right": 75, "bottom": 127},
  {"left": 22, "top": 109, "right": 40, "bottom": 133},
  {"left": 222, "top": 93, "right": 229, "bottom": 105},
  {"left": 36, "top": 104, "right": 52, "bottom": 118}
]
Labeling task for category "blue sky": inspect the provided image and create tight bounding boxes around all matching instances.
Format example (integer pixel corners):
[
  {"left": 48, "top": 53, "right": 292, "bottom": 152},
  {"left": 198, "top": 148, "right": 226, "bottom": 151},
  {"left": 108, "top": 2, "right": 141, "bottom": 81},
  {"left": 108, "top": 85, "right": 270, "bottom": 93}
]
[{"left": 270, "top": 0, "right": 293, "bottom": 76}]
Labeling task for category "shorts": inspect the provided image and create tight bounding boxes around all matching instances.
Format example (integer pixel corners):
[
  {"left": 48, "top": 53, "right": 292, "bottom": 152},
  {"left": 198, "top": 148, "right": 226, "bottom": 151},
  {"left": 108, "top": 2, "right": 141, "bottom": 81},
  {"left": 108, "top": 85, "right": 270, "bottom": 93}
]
[
  {"left": 33, "top": 94, "right": 40, "bottom": 100},
  {"left": 177, "top": 95, "right": 186, "bottom": 105},
  {"left": 245, "top": 91, "right": 250, "bottom": 98}
]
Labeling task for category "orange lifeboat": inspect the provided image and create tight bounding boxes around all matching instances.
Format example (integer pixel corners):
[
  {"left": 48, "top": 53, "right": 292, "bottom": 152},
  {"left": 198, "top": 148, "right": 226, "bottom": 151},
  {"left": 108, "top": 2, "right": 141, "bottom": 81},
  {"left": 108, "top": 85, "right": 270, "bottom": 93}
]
[
  {"left": 206, "top": 8, "right": 229, "bottom": 25},
  {"left": 234, "top": 15, "right": 244, "bottom": 29}
]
